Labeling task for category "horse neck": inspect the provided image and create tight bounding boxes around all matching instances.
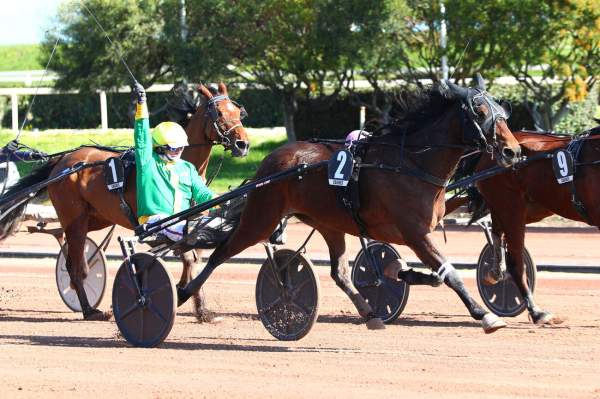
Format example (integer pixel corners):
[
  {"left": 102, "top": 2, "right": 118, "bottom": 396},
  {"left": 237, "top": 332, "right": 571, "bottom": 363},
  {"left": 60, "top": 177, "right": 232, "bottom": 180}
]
[
  {"left": 514, "top": 130, "right": 570, "bottom": 153},
  {"left": 404, "top": 106, "right": 465, "bottom": 183},
  {"left": 181, "top": 106, "right": 214, "bottom": 179}
]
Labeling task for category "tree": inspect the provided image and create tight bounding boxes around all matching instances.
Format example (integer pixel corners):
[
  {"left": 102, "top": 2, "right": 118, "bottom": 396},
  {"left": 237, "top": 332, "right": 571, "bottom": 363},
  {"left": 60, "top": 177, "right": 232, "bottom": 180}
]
[
  {"left": 351, "top": 0, "right": 600, "bottom": 131},
  {"left": 42, "top": 0, "right": 175, "bottom": 92},
  {"left": 493, "top": 0, "right": 600, "bottom": 130},
  {"left": 181, "top": 0, "right": 390, "bottom": 141}
]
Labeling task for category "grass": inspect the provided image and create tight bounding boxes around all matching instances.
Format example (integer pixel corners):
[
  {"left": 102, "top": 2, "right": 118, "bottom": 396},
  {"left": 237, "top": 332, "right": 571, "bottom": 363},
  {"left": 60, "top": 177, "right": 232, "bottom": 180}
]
[
  {"left": 0, "top": 127, "right": 287, "bottom": 193},
  {"left": 0, "top": 45, "right": 43, "bottom": 71}
]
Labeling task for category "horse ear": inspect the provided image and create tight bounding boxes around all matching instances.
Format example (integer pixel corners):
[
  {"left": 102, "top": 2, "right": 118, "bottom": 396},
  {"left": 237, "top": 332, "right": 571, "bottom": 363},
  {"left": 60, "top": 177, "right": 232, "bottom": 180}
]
[
  {"left": 475, "top": 73, "right": 486, "bottom": 91},
  {"left": 218, "top": 82, "right": 228, "bottom": 96},
  {"left": 198, "top": 84, "right": 213, "bottom": 99},
  {"left": 500, "top": 99, "right": 512, "bottom": 118},
  {"left": 445, "top": 80, "right": 469, "bottom": 100}
]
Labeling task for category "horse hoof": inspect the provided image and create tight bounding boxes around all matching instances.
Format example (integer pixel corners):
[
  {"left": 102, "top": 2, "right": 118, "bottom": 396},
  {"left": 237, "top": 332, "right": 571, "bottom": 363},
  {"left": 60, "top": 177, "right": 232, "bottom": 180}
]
[
  {"left": 366, "top": 317, "right": 386, "bottom": 330},
  {"left": 177, "top": 286, "right": 191, "bottom": 307},
  {"left": 83, "top": 309, "right": 112, "bottom": 321},
  {"left": 531, "top": 311, "right": 564, "bottom": 326},
  {"left": 383, "top": 258, "right": 404, "bottom": 280},
  {"left": 195, "top": 310, "right": 223, "bottom": 324},
  {"left": 482, "top": 313, "right": 506, "bottom": 334}
]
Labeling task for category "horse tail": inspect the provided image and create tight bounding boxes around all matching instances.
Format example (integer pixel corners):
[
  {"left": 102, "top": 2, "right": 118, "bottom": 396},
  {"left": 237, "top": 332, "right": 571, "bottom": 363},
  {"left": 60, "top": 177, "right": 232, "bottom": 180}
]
[
  {"left": 466, "top": 186, "right": 490, "bottom": 225},
  {"left": 0, "top": 157, "right": 61, "bottom": 241}
]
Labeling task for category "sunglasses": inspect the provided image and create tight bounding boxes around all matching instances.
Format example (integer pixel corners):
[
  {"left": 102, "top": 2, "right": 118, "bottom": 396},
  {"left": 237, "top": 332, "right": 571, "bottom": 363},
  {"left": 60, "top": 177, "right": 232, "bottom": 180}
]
[{"left": 164, "top": 145, "right": 184, "bottom": 152}]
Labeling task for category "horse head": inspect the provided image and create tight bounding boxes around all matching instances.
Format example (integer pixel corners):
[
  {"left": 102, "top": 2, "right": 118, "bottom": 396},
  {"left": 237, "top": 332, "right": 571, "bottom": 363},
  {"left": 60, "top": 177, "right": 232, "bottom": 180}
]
[
  {"left": 197, "top": 83, "right": 250, "bottom": 157},
  {"left": 445, "top": 74, "right": 520, "bottom": 167}
]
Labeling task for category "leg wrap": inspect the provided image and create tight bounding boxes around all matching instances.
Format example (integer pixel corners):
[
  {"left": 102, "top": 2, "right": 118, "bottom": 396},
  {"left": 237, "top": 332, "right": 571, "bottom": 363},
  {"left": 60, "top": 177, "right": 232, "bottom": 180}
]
[{"left": 437, "top": 262, "right": 456, "bottom": 283}]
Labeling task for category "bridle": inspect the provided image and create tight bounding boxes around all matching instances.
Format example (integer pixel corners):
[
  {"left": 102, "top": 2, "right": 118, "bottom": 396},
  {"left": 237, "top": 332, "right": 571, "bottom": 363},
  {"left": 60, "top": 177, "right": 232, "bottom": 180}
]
[
  {"left": 459, "top": 89, "right": 510, "bottom": 154},
  {"left": 204, "top": 94, "right": 248, "bottom": 149}
]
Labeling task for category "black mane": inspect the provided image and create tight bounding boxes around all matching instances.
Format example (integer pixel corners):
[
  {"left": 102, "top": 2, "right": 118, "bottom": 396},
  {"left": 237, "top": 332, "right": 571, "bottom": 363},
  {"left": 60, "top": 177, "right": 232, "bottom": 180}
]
[
  {"left": 165, "top": 83, "right": 219, "bottom": 128},
  {"left": 384, "top": 84, "right": 457, "bottom": 136}
]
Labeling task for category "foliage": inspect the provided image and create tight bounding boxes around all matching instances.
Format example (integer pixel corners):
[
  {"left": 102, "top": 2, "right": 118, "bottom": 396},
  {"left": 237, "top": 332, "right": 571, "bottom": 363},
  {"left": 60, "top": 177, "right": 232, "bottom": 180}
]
[
  {"left": 37, "top": 0, "right": 600, "bottom": 136},
  {"left": 0, "top": 45, "right": 43, "bottom": 71},
  {"left": 180, "top": 0, "right": 391, "bottom": 141},
  {"left": 43, "top": 0, "right": 174, "bottom": 92},
  {"left": 487, "top": 0, "right": 600, "bottom": 130}
]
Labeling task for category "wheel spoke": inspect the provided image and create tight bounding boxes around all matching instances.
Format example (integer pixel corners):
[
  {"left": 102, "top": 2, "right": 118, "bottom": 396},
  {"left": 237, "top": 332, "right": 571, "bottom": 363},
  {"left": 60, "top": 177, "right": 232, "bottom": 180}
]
[
  {"left": 87, "top": 257, "right": 101, "bottom": 269},
  {"left": 264, "top": 266, "right": 282, "bottom": 289},
  {"left": 289, "top": 299, "right": 311, "bottom": 316},
  {"left": 289, "top": 277, "right": 312, "bottom": 299},
  {"left": 147, "top": 302, "right": 169, "bottom": 324},
  {"left": 83, "top": 280, "right": 98, "bottom": 298},
  {"left": 146, "top": 282, "right": 172, "bottom": 298},
  {"left": 118, "top": 273, "right": 137, "bottom": 295},
  {"left": 139, "top": 309, "right": 144, "bottom": 342},
  {"left": 500, "top": 280, "right": 508, "bottom": 311},
  {"left": 117, "top": 302, "right": 139, "bottom": 322},
  {"left": 260, "top": 296, "right": 283, "bottom": 316}
]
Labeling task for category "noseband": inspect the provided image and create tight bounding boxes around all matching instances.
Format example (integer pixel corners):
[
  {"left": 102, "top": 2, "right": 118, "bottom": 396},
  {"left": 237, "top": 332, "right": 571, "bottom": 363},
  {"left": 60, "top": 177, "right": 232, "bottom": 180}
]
[
  {"left": 460, "top": 89, "right": 510, "bottom": 154},
  {"left": 205, "top": 94, "right": 247, "bottom": 148}
]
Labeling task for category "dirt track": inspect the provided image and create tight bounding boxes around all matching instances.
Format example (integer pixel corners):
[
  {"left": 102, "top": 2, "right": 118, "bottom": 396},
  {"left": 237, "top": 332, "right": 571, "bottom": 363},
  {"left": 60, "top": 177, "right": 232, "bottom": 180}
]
[{"left": 1, "top": 249, "right": 600, "bottom": 398}]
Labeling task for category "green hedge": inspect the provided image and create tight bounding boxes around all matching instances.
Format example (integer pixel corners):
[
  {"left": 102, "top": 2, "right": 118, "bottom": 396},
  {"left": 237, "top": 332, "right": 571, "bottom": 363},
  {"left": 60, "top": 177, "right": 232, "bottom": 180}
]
[
  {"left": 2, "top": 84, "right": 597, "bottom": 136},
  {"left": 1, "top": 88, "right": 284, "bottom": 130}
]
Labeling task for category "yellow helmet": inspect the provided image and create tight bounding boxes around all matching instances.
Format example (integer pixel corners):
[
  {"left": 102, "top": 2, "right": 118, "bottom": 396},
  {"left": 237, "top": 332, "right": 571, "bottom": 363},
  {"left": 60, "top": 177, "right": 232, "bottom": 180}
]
[{"left": 151, "top": 122, "right": 189, "bottom": 148}]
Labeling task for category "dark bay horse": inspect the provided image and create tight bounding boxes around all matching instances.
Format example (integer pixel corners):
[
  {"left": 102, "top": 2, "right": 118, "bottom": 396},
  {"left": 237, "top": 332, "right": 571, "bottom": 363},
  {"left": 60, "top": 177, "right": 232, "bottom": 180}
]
[
  {"left": 179, "top": 77, "right": 522, "bottom": 333},
  {"left": 469, "top": 128, "right": 600, "bottom": 325},
  {"left": 0, "top": 82, "right": 249, "bottom": 320}
]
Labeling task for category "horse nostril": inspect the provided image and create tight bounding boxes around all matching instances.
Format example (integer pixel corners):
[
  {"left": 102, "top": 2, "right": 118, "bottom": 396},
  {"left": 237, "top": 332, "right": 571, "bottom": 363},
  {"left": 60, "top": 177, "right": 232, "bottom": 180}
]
[
  {"left": 236, "top": 140, "right": 249, "bottom": 151},
  {"left": 502, "top": 147, "right": 517, "bottom": 159}
]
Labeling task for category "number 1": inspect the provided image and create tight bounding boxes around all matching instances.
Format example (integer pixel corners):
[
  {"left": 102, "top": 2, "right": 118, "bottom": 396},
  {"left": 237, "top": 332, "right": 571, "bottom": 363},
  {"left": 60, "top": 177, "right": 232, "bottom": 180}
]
[{"left": 108, "top": 159, "right": 118, "bottom": 183}]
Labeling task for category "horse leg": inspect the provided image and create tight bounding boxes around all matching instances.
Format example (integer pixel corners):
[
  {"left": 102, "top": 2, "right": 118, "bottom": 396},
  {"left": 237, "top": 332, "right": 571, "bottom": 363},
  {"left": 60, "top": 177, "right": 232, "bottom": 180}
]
[
  {"left": 318, "top": 227, "right": 385, "bottom": 330},
  {"left": 63, "top": 222, "right": 110, "bottom": 321},
  {"left": 177, "top": 195, "right": 284, "bottom": 307},
  {"left": 178, "top": 249, "right": 219, "bottom": 323},
  {"left": 482, "top": 227, "right": 506, "bottom": 285},
  {"left": 503, "top": 225, "right": 557, "bottom": 325},
  {"left": 404, "top": 231, "right": 506, "bottom": 333}
]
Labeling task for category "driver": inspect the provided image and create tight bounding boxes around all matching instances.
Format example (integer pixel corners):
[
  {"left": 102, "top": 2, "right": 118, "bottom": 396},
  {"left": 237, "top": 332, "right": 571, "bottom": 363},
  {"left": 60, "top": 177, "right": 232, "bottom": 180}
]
[{"left": 133, "top": 83, "right": 214, "bottom": 241}]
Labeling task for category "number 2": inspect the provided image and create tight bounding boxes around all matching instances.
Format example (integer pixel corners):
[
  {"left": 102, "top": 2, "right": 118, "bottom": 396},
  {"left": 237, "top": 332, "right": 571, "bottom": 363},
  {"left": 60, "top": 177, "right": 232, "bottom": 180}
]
[{"left": 334, "top": 151, "right": 347, "bottom": 179}]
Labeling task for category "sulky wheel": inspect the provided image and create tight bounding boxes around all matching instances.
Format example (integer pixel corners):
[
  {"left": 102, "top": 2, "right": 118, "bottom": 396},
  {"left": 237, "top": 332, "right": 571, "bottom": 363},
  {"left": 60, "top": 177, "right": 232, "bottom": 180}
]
[
  {"left": 112, "top": 252, "right": 177, "bottom": 348},
  {"left": 256, "top": 249, "right": 320, "bottom": 341},
  {"left": 55, "top": 237, "right": 107, "bottom": 312},
  {"left": 351, "top": 241, "right": 410, "bottom": 324},
  {"left": 476, "top": 243, "right": 536, "bottom": 317}
]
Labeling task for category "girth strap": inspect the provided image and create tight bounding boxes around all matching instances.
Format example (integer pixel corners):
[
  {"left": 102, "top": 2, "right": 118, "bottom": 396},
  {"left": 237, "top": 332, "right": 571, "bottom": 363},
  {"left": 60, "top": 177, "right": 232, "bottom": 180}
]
[
  {"left": 357, "top": 162, "right": 449, "bottom": 187},
  {"left": 567, "top": 138, "right": 591, "bottom": 224}
]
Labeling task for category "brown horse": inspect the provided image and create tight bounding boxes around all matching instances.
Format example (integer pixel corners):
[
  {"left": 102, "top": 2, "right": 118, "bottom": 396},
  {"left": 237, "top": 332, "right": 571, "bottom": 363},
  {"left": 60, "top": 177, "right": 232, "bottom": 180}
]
[
  {"left": 0, "top": 82, "right": 249, "bottom": 320},
  {"left": 469, "top": 128, "right": 600, "bottom": 324},
  {"left": 179, "top": 77, "right": 523, "bottom": 333}
]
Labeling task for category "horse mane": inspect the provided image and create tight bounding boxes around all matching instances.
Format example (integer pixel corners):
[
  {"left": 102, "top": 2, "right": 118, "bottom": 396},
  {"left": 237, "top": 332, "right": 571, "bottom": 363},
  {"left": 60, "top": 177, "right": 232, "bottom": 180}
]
[
  {"left": 383, "top": 84, "right": 457, "bottom": 136},
  {"left": 165, "top": 83, "right": 220, "bottom": 128}
]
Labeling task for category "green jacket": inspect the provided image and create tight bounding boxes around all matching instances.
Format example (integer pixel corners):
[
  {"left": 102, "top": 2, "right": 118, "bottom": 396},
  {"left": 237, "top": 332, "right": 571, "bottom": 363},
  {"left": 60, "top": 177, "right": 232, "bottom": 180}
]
[{"left": 134, "top": 103, "right": 213, "bottom": 222}]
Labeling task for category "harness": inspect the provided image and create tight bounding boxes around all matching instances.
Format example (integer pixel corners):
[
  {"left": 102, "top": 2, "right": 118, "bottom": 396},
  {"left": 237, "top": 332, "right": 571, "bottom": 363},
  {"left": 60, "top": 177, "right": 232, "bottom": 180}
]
[
  {"left": 563, "top": 127, "right": 600, "bottom": 223},
  {"left": 324, "top": 90, "right": 510, "bottom": 237},
  {"left": 205, "top": 94, "right": 247, "bottom": 147},
  {"left": 103, "top": 149, "right": 138, "bottom": 227}
]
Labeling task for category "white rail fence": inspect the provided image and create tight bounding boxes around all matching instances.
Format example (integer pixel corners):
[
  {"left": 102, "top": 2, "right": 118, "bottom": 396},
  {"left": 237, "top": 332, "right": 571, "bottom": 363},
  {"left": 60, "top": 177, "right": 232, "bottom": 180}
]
[
  {"left": 0, "top": 84, "right": 175, "bottom": 132},
  {"left": 1, "top": 70, "right": 529, "bottom": 132}
]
